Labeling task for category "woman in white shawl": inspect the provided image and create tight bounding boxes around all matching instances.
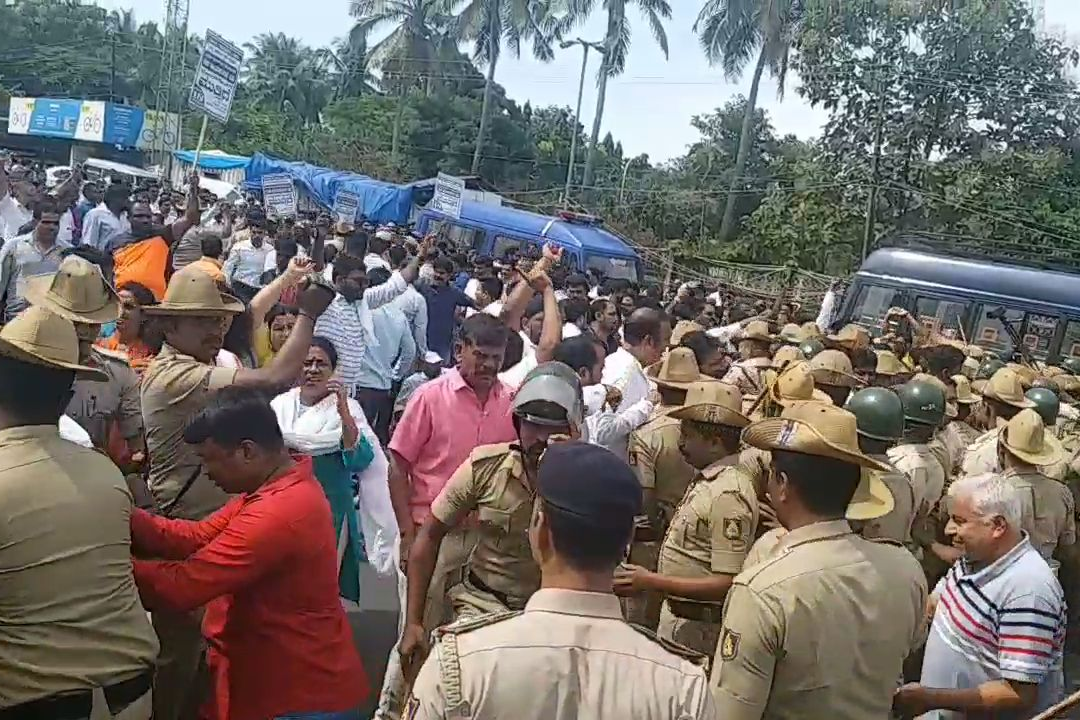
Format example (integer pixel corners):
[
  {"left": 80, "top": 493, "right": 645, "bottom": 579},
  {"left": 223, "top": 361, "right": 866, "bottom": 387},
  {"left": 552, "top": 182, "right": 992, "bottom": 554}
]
[{"left": 270, "top": 336, "right": 375, "bottom": 602}]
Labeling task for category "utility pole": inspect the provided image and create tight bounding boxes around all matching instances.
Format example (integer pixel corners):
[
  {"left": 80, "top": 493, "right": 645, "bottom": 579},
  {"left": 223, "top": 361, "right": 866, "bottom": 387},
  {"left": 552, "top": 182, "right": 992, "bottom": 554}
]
[
  {"left": 560, "top": 38, "right": 604, "bottom": 208},
  {"left": 861, "top": 80, "right": 886, "bottom": 261},
  {"left": 109, "top": 33, "right": 117, "bottom": 104}
]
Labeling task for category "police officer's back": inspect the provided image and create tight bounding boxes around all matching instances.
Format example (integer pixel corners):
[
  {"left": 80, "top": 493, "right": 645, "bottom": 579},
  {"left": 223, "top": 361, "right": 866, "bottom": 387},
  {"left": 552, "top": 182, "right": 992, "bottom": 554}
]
[{"left": 407, "top": 442, "right": 718, "bottom": 719}]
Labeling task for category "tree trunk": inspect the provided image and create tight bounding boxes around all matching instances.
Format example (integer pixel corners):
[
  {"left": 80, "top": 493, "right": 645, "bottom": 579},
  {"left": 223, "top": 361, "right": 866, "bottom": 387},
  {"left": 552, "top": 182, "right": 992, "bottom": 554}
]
[
  {"left": 581, "top": 66, "right": 609, "bottom": 193},
  {"left": 471, "top": 29, "right": 499, "bottom": 175},
  {"left": 391, "top": 84, "right": 406, "bottom": 165},
  {"left": 718, "top": 46, "right": 769, "bottom": 242}
]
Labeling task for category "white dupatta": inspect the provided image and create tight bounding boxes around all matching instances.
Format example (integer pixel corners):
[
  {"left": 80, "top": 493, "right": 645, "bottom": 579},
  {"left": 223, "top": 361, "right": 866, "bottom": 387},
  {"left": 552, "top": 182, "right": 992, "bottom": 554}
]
[{"left": 270, "top": 387, "right": 363, "bottom": 456}]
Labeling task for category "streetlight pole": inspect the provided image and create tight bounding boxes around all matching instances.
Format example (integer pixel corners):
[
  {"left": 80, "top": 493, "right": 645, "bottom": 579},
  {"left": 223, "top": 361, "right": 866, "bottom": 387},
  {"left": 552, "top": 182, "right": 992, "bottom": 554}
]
[{"left": 560, "top": 38, "right": 605, "bottom": 209}]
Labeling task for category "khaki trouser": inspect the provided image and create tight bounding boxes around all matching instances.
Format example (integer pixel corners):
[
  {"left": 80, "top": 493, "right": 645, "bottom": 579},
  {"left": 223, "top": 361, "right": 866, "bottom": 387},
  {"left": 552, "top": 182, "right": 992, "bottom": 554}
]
[
  {"left": 90, "top": 686, "right": 153, "bottom": 720},
  {"left": 657, "top": 602, "right": 722, "bottom": 657},
  {"left": 151, "top": 609, "right": 206, "bottom": 720},
  {"left": 375, "top": 526, "right": 477, "bottom": 720},
  {"left": 447, "top": 576, "right": 526, "bottom": 621},
  {"left": 620, "top": 540, "right": 663, "bottom": 630}
]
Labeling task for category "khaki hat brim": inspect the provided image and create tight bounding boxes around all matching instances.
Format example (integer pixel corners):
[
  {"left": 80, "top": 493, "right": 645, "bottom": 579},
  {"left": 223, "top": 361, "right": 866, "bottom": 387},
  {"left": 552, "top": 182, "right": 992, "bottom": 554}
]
[
  {"left": 24, "top": 275, "right": 121, "bottom": 325},
  {"left": 845, "top": 470, "right": 896, "bottom": 521},
  {"left": 740, "top": 333, "right": 774, "bottom": 343},
  {"left": 955, "top": 394, "right": 982, "bottom": 405},
  {"left": 0, "top": 335, "right": 107, "bottom": 381},
  {"left": 1000, "top": 428, "right": 1066, "bottom": 466},
  {"left": 667, "top": 402, "right": 751, "bottom": 428},
  {"left": 985, "top": 390, "right": 1036, "bottom": 409},
  {"left": 812, "top": 368, "right": 861, "bottom": 388},
  {"left": 143, "top": 293, "right": 245, "bottom": 316},
  {"left": 646, "top": 363, "right": 713, "bottom": 389},
  {"left": 773, "top": 388, "right": 834, "bottom": 407},
  {"left": 742, "top": 417, "right": 891, "bottom": 472}
]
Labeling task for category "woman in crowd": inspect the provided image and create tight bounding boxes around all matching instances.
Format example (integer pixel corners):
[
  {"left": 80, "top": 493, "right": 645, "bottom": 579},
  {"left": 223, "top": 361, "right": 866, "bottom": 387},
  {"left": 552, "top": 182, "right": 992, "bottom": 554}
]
[
  {"left": 270, "top": 336, "right": 376, "bottom": 601},
  {"left": 96, "top": 280, "right": 159, "bottom": 375}
]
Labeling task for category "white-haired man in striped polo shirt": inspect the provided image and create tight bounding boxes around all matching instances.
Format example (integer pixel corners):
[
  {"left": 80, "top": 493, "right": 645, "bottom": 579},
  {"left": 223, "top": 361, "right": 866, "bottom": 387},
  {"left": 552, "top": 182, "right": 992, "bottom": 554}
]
[{"left": 895, "top": 473, "right": 1065, "bottom": 719}]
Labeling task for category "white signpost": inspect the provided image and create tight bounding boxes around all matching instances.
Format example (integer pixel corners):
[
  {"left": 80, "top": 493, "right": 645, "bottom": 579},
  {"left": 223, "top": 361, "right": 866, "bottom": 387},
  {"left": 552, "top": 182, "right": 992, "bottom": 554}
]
[
  {"left": 432, "top": 172, "right": 465, "bottom": 219},
  {"left": 262, "top": 174, "right": 298, "bottom": 218},
  {"left": 333, "top": 190, "right": 360, "bottom": 224},
  {"left": 187, "top": 30, "right": 244, "bottom": 167}
]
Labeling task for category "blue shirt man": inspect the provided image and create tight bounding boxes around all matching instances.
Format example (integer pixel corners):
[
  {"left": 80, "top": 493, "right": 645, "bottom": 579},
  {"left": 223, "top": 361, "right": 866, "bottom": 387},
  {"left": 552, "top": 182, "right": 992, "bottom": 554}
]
[{"left": 422, "top": 258, "right": 475, "bottom": 362}]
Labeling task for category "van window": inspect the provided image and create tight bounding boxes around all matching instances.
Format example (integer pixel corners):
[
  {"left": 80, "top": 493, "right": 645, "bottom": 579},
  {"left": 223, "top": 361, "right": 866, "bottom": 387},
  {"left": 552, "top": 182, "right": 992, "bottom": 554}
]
[
  {"left": 1021, "top": 313, "right": 1058, "bottom": 360},
  {"left": 974, "top": 305, "right": 1024, "bottom": 357},
  {"left": 849, "top": 285, "right": 899, "bottom": 332},
  {"left": 428, "top": 220, "right": 484, "bottom": 252},
  {"left": 1062, "top": 320, "right": 1080, "bottom": 359},
  {"left": 914, "top": 296, "right": 967, "bottom": 337},
  {"left": 587, "top": 255, "right": 638, "bottom": 282},
  {"left": 492, "top": 235, "right": 523, "bottom": 260}
]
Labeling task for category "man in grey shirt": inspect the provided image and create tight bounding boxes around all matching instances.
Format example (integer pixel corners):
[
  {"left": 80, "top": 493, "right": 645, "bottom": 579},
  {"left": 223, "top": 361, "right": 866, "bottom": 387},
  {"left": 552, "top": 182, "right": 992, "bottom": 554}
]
[{"left": 0, "top": 197, "right": 70, "bottom": 322}]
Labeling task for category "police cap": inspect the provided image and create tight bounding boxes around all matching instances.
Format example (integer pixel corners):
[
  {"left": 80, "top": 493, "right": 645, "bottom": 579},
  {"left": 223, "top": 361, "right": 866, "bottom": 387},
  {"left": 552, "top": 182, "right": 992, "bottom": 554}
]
[{"left": 536, "top": 441, "right": 642, "bottom": 525}]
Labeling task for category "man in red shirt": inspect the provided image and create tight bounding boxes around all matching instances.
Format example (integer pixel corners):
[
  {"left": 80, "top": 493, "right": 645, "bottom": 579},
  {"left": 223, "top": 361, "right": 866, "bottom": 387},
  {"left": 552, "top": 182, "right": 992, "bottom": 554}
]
[{"left": 131, "top": 386, "right": 367, "bottom": 720}]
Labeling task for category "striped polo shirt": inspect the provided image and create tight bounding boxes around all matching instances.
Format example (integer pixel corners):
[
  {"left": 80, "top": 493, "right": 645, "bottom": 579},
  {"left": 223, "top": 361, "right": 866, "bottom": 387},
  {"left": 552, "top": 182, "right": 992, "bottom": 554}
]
[{"left": 919, "top": 534, "right": 1065, "bottom": 719}]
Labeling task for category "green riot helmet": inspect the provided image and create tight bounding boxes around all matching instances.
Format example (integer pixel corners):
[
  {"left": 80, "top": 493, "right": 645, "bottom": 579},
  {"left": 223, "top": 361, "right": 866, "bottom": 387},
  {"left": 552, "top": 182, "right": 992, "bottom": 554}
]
[
  {"left": 1025, "top": 387, "right": 1060, "bottom": 427},
  {"left": 896, "top": 379, "right": 946, "bottom": 427},
  {"left": 1059, "top": 357, "right": 1080, "bottom": 376},
  {"left": 845, "top": 387, "right": 905, "bottom": 442},
  {"left": 799, "top": 338, "right": 825, "bottom": 359},
  {"left": 975, "top": 358, "right": 1006, "bottom": 381}
]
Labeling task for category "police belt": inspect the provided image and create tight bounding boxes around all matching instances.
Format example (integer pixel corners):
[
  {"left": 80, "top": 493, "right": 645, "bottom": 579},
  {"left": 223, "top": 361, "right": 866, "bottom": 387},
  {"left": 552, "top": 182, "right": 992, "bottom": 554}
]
[
  {"left": 468, "top": 571, "right": 528, "bottom": 611},
  {"left": 0, "top": 669, "right": 151, "bottom": 720},
  {"left": 667, "top": 599, "right": 725, "bottom": 623}
]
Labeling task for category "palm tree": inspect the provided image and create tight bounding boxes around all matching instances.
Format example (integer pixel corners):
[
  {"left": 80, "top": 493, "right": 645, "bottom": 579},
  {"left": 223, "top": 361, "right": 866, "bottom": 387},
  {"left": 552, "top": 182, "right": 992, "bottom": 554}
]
[
  {"left": 244, "top": 33, "right": 334, "bottom": 125},
  {"left": 454, "top": 0, "right": 561, "bottom": 174},
  {"left": 579, "top": 0, "right": 671, "bottom": 190},
  {"left": 694, "top": 0, "right": 807, "bottom": 241}
]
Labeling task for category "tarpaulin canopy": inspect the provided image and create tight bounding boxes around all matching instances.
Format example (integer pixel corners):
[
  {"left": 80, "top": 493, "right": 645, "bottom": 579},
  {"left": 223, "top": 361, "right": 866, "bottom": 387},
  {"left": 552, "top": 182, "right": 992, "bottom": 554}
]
[
  {"left": 243, "top": 152, "right": 414, "bottom": 224},
  {"left": 173, "top": 149, "right": 250, "bottom": 170}
]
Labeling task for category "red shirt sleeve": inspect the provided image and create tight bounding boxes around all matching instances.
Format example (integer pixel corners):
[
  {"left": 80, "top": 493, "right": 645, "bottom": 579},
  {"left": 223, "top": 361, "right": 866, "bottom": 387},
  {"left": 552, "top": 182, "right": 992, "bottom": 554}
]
[
  {"left": 133, "top": 497, "right": 296, "bottom": 612},
  {"left": 131, "top": 501, "right": 243, "bottom": 560},
  {"left": 387, "top": 385, "right": 432, "bottom": 465}
]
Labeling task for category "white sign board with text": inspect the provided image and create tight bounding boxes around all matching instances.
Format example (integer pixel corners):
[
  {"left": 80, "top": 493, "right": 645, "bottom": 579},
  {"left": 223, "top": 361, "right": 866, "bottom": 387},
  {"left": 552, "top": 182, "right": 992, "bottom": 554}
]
[
  {"left": 333, "top": 190, "right": 360, "bottom": 224},
  {"left": 189, "top": 30, "right": 244, "bottom": 124},
  {"left": 432, "top": 173, "right": 465, "bottom": 219},
  {"left": 261, "top": 174, "right": 297, "bottom": 218}
]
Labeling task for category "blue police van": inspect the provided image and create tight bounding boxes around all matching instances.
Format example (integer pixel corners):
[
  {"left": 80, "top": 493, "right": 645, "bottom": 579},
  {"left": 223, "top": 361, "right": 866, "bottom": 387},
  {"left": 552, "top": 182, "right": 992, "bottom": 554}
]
[
  {"left": 836, "top": 246, "right": 1080, "bottom": 361},
  {"left": 415, "top": 201, "right": 643, "bottom": 283}
]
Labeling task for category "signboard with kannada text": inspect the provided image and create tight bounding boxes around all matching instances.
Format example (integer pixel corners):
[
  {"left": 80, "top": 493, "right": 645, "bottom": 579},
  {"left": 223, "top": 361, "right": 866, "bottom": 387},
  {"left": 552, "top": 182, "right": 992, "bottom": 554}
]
[
  {"left": 262, "top": 174, "right": 297, "bottom": 218},
  {"left": 333, "top": 190, "right": 360, "bottom": 224},
  {"left": 189, "top": 30, "right": 244, "bottom": 124},
  {"left": 432, "top": 172, "right": 464, "bottom": 219}
]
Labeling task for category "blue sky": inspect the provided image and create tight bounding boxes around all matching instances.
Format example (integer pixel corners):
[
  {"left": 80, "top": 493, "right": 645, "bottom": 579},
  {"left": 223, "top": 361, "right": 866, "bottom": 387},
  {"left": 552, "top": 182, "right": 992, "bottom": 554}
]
[{"left": 96, "top": 0, "right": 1080, "bottom": 162}]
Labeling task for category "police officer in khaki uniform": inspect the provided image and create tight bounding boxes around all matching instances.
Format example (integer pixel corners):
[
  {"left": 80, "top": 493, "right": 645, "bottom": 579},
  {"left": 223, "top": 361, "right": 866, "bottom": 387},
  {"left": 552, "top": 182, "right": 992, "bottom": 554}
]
[
  {"left": 626, "top": 353, "right": 714, "bottom": 629},
  {"left": 139, "top": 264, "right": 334, "bottom": 720},
  {"left": 888, "top": 379, "right": 947, "bottom": 556},
  {"left": 398, "top": 362, "right": 584, "bottom": 679},
  {"left": 961, "top": 366, "right": 1037, "bottom": 478},
  {"left": 0, "top": 307, "right": 159, "bottom": 719},
  {"left": 809, "top": 349, "right": 860, "bottom": 407},
  {"left": 721, "top": 321, "right": 774, "bottom": 396},
  {"left": 614, "top": 383, "right": 754, "bottom": 656},
  {"left": 24, "top": 256, "right": 149, "bottom": 499},
  {"left": 711, "top": 402, "right": 927, "bottom": 719},
  {"left": 949, "top": 375, "right": 982, "bottom": 449},
  {"left": 406, "top": 441, "right": 719, "bottom": 720},
  {"left": 845, "top": 387, "right": 916, "bottom": 546}
]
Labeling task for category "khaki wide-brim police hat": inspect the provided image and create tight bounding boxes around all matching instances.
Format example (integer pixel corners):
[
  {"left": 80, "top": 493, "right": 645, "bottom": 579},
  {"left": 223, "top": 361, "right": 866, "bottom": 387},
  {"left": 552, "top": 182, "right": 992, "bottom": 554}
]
[
  {"left": 827, "top": 323, "right": 871, "bottom": 350},
  {"left": 670, "top": 320, "right": 705, "bottom": 347},
  {"left": 738, "top": 320, "right": 774, "bottom": 343},
  {"left": 846, "top": 467, "right": 897, "bottom": 521},
  {"left": 646, "top": 347, "right": 711, "bottom": 389},
  {"left": 810, "top": 349, "right": 861, "bottom": 388},
  {"left": 999, "top": 408, "right": 1065, "bottom": 466},
  {"left": 772, "top": 344, "right": 804, "bottom": 369},
  {"left": 873, "top": 349, "right": 911, "bottom": 377},
  {"left": 742, "top": 401, "right": 892, "bottom": 474},
  {"left": 768, "top": 361, "right": 833, "bottom": 406},
  {"left": 779, "top": 323, "right": 803, "bottom": 344},
  {"left": 950, "top": 374, "right": 982, "bottom": 405},
  {"left": 984, "top": 367, "right": 1036, "bottom": 409},
  {"left": 668, "top": 381, "right": 750, "bottom": 428},
  {"left": 24, "top": 255, "right": 121, "bottom": 325},
  {"left": 0, "top": 306, "right": 107, "bottom": 381},
  {"left": 143, "top": 265, "right": 244, "bottom": 316}
]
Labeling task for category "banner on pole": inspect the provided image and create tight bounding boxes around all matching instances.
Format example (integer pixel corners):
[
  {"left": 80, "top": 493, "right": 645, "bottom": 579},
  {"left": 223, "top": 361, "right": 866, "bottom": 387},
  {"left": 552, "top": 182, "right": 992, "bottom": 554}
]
[
  {"left": 262, "top": 174, "right": 297, "bottom": 218},
  {"left": 333, "top": 190, "right": 360, "bottom": 224},
  {"left": 189, "top": 30, "right": 244, "bottom": 124},
  {"left": 432, "top": 173, "right": 464, "bottom": 219}
]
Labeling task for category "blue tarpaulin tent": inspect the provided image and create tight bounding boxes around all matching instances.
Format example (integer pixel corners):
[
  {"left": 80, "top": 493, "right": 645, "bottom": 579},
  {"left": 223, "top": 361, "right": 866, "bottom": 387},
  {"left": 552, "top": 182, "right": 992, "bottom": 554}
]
[
  {"left": 243, "top": 152, "right": 414, "bottom": 224},
  {"left": 173, "top": 149, "right": 250, "bottom": 170}
]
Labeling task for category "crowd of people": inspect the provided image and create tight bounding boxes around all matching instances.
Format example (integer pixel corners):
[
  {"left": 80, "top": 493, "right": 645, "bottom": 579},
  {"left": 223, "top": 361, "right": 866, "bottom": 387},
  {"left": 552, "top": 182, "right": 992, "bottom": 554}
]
[{"left": 3, "top": 153, "right": 1080, "bottom": 720}]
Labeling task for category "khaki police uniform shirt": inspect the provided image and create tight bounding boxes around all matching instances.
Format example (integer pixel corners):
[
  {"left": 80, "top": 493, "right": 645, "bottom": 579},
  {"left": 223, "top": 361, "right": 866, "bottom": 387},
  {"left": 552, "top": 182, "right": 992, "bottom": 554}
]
[
  {"left": 66, "top": 346, "right": 142, "bottom": 449},
  {"left": 859, "top": 455, "right": 917, "bottom": 546},
  {"left": 1004, "top": 469, "right": 1076, "bottom": 561},
  {"left": 408, "top": 589, "right": 718, "bottom": 720},
  {"left": 888, "top": 443, "right": 947, "bottom": 535},
  {"left": 430, "top": 443, "right": 538, "bottom": 606},
  {"left": 960, "top": 426, "right": 1001, "bottom": 479},
  {"left": 658, "top": 457, "right": 760, "bottom": 589},
  {"left": 744, "top": 527, "right": 785, "bottom": 569},
  {"left": 141, "top": 343, "right": 237, "bottom": 519},
  {"left": 722, "top": 357, "right": 772, "bottom": 397},
  {"left": 628, "top": 412, "right": 697, "bottom": 519},
  {"left": 0, "top": 426, "right": 159, "bottom": 706},
  {"left": 711, "top": 520, "right": 928, "bottom": 720}
]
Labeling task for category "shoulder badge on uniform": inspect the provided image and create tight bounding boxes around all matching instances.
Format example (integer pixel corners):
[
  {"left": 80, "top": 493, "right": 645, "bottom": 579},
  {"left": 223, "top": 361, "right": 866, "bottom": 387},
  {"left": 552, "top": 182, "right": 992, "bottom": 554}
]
[
  {"left": 629, "top": 449, "right": 639, "bottom": 467},
  {"left": 723, "top": 517, "right": 744, "bottom": 541},
  {"left": 434, "top": 609, "right": 522, "bottom": 639},
  {"left": 628, "top": 623, "right": 710, "bottom": 669},
  {"left": 720, "top": 628, "right": 741, "bottom": 661},
  {"left": 404, "top": 695, "right": 419, "bottom": 720}
]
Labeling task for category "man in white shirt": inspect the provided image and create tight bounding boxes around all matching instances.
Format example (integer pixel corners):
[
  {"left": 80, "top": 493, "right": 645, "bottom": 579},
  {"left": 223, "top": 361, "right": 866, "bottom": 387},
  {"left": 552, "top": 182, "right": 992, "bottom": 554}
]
[
  {"left": 81, "top": 184, "right": 131, "bottom": 252},
  {"left": 223, "top": 219, "right": 273, "bottom": 298},
  {"left": 601, "top": 307, "right": 671, "bottom": 412},
  {"left": 0, "top": 163, "right": 35, "bottom": 242},
  {"left": 365, "top": 231, "right": 393, "bottom": 272}
]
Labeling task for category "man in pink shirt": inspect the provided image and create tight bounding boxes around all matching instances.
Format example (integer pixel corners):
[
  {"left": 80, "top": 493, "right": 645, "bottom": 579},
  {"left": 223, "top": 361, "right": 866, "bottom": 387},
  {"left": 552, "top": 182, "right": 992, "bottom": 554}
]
[{"left": 378, "top": 312, "right": 514, "bottom": 720}]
